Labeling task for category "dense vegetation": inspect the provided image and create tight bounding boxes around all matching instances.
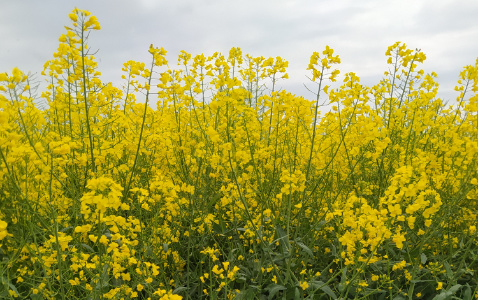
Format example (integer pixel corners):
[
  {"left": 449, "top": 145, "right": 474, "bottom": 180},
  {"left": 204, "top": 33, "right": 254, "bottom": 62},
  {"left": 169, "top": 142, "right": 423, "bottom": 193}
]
[{"left": 1, "top": 8, "right": 477, "bottom": 300}]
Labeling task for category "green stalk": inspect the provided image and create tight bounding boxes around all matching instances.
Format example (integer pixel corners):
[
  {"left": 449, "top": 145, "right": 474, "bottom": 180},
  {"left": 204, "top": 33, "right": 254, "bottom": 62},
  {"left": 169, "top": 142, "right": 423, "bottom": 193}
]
[
  {"left": 49, "top": 153, "right": 66, "bottom": 300},
  {"left": 80, "top": 23, "right": 96, "bottom": 174},
  {"left": 305, "top": 65, "right": 325, "bottom": 182},
  {"left": 124, "top": 56, "right": 155, "bottom": 199}
]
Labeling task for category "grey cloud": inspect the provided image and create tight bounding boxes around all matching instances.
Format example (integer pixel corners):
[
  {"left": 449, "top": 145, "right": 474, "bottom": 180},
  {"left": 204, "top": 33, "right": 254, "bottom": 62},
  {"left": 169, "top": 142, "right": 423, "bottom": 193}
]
[
  {"left": 415, "top": 0, "right": 478, "bottom": 34},
  {"left": 0, "top": 0, "right": 476, "bottom": 102}
]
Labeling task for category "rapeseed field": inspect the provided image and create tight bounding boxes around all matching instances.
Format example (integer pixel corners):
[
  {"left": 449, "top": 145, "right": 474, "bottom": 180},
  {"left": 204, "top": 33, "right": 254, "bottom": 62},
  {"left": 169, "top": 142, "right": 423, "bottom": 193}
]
[{"left": 0, "top": 9, "right": 477, "bottom": 299}]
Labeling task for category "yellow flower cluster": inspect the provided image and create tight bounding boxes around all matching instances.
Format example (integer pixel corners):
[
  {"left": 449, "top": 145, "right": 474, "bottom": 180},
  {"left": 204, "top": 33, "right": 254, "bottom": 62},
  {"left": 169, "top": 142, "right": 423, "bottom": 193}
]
[{"left": 0, "top": 219, "right": 8, "bottom": 241}]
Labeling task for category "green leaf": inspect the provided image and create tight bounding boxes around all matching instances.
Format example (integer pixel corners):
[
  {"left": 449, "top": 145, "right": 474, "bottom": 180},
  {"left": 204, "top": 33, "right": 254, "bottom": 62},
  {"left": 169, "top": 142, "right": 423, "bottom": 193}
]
[
  {"left": 212, "top": 221, "right": 224, "bottom": 235},
  {"left": 331, "top": 244, "right": 337, "bottom": 257},
  {"left": 30, "top": 294, "right": 44, "bottom": 300},
  {"left": 60, "top": 226, "right": 73, "bottom": 233},
  {"left": 341, "top": 267, "right": 348, "bottom": 284},
  {"left": 432, "top": 285, "right": 462, "bottom": 300},
  {"left": 463, "top": 285, "right": 472, "bottom": 300},
  {"left": 173, "top": 286, "right": 188, "bottom": 294},
  {"left": 276, "top": 225, "right": 290, "bottom": 251},
  {"left": 81, "top": 243, "right": 95, "bottom": 253},
  {"left": 338, "top": 283, "right": 346, "bottom": 293},
  {"left": 321, "top": 284, "right": 337, "bottom": 299},
  {"left": 236, "top": 287, "right": 257, "bottom": 299},
  {"left": 444, "top": 261, "right": 453, "bottom": 280},
  {"left": 96, "top": 264, "right": 109, "bottom": 290},
  {"left": 266, "top": 284, "right": 286, "bottom": 300},
  {"left": 285, "top": 286, "right": 301, "bottom": 300},
  {"left": 431, "top": 292, "right": 447, "bottom": 300},
  {"left": 411, "top": 279, "right": 434, "bottom": 283},
  {"left": 7, "top": 281, "right": 19, "bottom": 297},
  {"left": 315, "top": 220, "right": 327, "bottom": 231},
  {"left": 0, "top": 277, "right": 7, "bottom": 298},
  {"left": 295, "top": 240, "right": 313, "bottom": 258},
  {"left": 309, "top": 281, "right": 337, "bottom": 299},
  {"left": 447, "top": 284, "right": 462, "bottom": 295},
  {"left": 421, "top": 253, "right": 427, "bottom": 265}
]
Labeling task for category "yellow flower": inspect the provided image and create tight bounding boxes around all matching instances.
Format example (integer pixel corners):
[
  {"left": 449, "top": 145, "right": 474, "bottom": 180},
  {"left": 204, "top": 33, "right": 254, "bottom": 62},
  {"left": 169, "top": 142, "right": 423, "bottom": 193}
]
[
  {"left": 9, "top": 290, "right": 18, "bottom": 298},
  {"left": 212, "top": 265, "right": 224, "bottom": 275},
  {"left": 393, "top": 231, "right": 406, "bottom": 249},
  {"left": 436, "top": 281, "right": 443, "bottom": 290},
  {"left": 358, "top": 281, "right": 368, "bottom": 287},
  {"left": 470, "top": 226, "right": 477, "bottom": 234},
  {"left": 122, "top": 272, "right": 131, "bottom": 281},
  {"left": 300, "top": 281, "right": 309, "bottom": 290},
  {"left": 392, "top": 260, "right": 407, "bottom": 271},
  {"left": 0, "top": 72, "right": 8, "bottom": 81},
  {"left": 228, "top": 266, "right": 240, "bottom": 280},
  {"left": 12, "top": 67, "right": 24, "bottom": 82},
  {"left": 68, "top": 12, "right": 78, "bottom": 22},
  {"left": 0, "top": 220, "right": 8, "bottom": 241},
  {"left": 88, "top": 235, "right": 98, "bottom": 243},
  {"left": 99, "top": 235, "right": 109, "bottom": 245}
]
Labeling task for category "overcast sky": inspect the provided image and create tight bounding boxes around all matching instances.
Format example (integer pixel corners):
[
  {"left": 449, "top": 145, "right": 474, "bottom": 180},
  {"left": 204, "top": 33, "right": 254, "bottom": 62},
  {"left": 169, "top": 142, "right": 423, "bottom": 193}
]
[{"left": 1, "top": 0, "right": 477, "bottom": 104}]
